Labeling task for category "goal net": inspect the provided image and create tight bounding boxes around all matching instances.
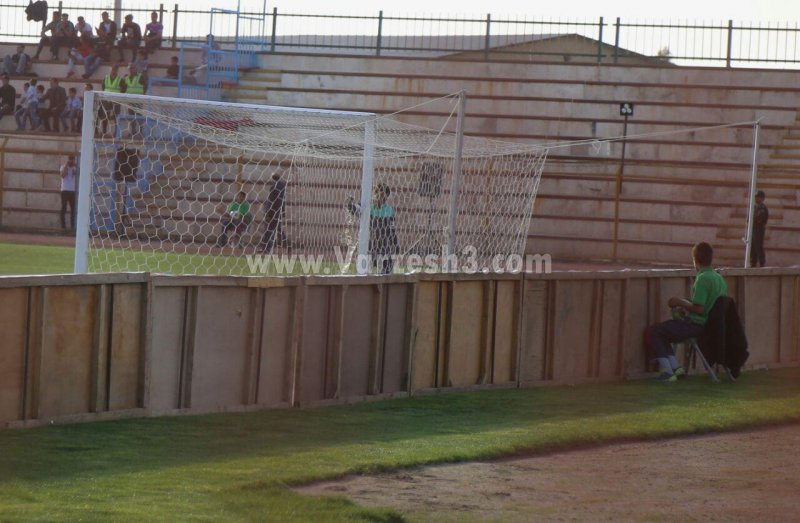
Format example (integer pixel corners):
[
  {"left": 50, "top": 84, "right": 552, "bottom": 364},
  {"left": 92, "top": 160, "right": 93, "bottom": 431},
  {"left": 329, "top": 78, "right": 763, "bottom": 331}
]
[{"left": 75, "top": 92, "right": 548, "bottom": 276}]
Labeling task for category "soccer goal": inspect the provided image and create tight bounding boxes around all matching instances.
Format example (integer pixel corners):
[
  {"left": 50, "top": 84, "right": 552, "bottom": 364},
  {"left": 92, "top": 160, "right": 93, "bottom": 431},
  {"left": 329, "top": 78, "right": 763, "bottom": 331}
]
[{"left": 75, "top": 91, "right": 548, "bottom": 276}]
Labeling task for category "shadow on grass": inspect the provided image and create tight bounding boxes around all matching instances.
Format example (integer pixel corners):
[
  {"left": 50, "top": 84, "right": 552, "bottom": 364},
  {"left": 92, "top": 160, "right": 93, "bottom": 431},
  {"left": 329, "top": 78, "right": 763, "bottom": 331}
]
[{"left": 1, "top": 367, "right": 799, "bottom": 490}]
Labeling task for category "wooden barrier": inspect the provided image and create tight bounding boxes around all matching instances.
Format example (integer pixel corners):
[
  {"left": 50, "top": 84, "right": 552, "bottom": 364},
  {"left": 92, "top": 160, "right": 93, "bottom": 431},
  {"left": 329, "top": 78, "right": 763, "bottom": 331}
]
[{"left": 1, "top": 268, "right": 798, "bottom": 427}]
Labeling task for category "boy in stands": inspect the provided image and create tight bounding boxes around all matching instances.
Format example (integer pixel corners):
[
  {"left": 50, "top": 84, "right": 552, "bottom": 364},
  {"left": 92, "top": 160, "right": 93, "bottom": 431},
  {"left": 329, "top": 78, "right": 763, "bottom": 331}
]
[{"left": 61, "top": 87, "right": 82, "bottom": 132}]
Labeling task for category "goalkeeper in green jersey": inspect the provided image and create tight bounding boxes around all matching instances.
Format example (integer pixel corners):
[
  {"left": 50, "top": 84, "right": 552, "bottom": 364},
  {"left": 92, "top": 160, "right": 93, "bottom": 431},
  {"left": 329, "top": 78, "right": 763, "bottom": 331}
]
[{"left": 217, "top": 190, "right": 252, "bottom": 247}]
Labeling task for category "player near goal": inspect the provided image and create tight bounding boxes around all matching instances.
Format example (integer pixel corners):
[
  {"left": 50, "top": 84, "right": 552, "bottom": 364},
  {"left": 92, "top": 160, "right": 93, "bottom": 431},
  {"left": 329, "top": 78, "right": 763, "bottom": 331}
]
[
  {"left": 216, "top": 191, "right": 252, "bottom": 248},
  {"left": 347, "top": 183, "right": 399, "bottom": 274}
]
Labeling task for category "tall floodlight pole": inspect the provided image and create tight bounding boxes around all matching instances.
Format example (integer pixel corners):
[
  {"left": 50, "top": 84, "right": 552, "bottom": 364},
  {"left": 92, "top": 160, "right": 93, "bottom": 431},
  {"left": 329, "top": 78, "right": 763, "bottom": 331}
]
[
  {"left": 447, "top": 90, "right": 466, "bottom": 262},
  {"left": 744, "top": 121, "right": 761, "bottom": 268}
]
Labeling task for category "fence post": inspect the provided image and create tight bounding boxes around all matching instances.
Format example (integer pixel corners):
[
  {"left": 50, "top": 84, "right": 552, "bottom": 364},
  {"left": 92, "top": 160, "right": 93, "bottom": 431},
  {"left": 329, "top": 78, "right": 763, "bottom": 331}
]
[
  {"left": 57, "top": 1, "right": 63, "bottom": 16},
  {"left": 484, "top": 13, "right": 491, "bottom": 60},
  {"left": 270, "top": 7, "right": 277, "bottom": 53},
  {"left": 158, "top": 3, "right": 164, "bottom": 24},
  {"left": 376, "top": 10, "right": 383, "bottom": 56},
  {"left": 614, "top": 17, "right": 621, "bottom": 63},
  {"left": 726, "top": 19, "right": 734, "bottom": 67},
  {"left": 597, "top": 16, "right": 604, "bottom": 63},
  {"left": 172, "top": 4, "right": 179, "bottom": 48}
]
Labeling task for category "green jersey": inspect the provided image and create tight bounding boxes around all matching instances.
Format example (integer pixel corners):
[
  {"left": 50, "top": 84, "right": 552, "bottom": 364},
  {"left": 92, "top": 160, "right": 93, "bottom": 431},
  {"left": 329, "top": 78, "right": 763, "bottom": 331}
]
[
  {"left": 227, "top": 201, "right": 250, "bottom": 217},
  {"left": 689, "top": 266, "right": 727, "bottom": 325}
]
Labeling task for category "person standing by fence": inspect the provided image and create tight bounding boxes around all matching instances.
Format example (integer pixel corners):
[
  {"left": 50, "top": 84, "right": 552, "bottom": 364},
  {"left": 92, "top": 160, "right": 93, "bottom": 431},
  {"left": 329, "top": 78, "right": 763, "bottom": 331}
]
[
  {"left": 750, "top": 190, "right": 769, "bottom": 268},
  {"left": 59, "top": 155, "right": 78, "bottom": 231}
]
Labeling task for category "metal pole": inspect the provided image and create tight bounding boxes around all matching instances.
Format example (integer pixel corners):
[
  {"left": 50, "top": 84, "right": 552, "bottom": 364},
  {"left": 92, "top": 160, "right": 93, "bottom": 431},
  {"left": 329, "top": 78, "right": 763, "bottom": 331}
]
[
  {"left": 172, "top": 4, "right": 179, "bottom": 48},
  {"left": 726, "top": 20, "right": 734, "bottom": 67},
  {"left": 113, "top": 0, "right": 121, "bottom": 30},
  {"left": 597, "top": 16, "right": 604, "bottom": 63},
  {"left": 614, "top": 17, "right": 621, "bottom": 64},
  {"left": 376, "top": 10, "right": 383, "bottom": 56},
  {"left": 357, "top": 119, "right": 376, "bottom": 275},
  {"left": 744, "top": 121, "right": 761, "bottom": 268},
  {"left": 270, "top": 7, "right": 278, "bottom": 53},
  {"left": 612, "top": 115, "right": 629, "bottom": 261},
  {"left": 484, "top": 13, "right": 491, "bottom": 60},
  {"left": 447, "top": 91, "right": 466, "bottom": 261},
  {"left": 74, "top": 90, "right": 96, "bottom": 273}
]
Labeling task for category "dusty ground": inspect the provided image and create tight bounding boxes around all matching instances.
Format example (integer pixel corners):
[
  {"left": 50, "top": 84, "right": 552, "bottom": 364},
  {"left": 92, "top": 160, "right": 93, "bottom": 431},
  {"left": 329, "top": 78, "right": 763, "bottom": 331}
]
[{"left": 298, "top": 424, "right": 800, "bottom": 522}]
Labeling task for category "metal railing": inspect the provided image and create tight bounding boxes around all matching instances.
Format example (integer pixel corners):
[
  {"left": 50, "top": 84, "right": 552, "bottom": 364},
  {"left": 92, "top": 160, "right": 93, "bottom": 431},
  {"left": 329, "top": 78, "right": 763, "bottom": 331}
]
[{"left": 2, "top": 1, "right": 800, "bottom": 68}]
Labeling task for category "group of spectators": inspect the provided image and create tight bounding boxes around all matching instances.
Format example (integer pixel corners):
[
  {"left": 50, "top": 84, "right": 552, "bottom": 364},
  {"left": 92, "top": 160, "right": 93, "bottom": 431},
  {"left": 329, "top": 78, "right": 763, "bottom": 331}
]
[
  {"left": 1, "top": 75, "right": 87, "bottom": 132},
  {"left": 0, "top": 59, "right": 148, "bottom": 133},
  {"left": 1, "top": 10, "right": 163, "bottom": 79}
]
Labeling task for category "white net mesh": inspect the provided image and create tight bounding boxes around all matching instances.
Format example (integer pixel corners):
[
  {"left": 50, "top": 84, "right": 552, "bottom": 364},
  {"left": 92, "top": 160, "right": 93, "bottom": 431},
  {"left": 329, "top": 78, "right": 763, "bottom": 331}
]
[{"left": 79, "top": 92, "right": 548, "bottom": 275}]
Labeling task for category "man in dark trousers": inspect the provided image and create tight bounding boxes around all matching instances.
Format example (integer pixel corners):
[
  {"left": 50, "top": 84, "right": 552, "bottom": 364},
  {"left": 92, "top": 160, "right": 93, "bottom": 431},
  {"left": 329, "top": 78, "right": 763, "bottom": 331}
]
[
  {"left": 59, "top": 155, "right": 78, "bottom": 230},
  {"left": 259, "top": 172, "right": 287, "bottom": 252},
  {"left": 39, "top": 77, "right": 67, "bottom": 132},
  {"left": 644, "top": 242, "right": 728, "bottom": 381},
  {"left": 0, "top": 74, "right": 15, "bottom": 121},
  {"left": 750, "top": 190, "right": 769, "bottom": 268}
]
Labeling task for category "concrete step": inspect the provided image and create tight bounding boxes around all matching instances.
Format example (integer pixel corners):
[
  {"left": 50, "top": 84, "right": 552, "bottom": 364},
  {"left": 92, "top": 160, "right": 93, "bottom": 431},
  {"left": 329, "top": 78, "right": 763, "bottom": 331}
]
[{"left": 239, "top": 77, "right": 280, "bottom": 87}]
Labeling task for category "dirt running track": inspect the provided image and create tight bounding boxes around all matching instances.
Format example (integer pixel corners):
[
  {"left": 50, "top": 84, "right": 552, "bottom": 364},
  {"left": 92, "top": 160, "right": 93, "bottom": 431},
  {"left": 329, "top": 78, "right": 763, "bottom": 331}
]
[{"left": 298, "top": 424, "right": 800, "bottom": 522}]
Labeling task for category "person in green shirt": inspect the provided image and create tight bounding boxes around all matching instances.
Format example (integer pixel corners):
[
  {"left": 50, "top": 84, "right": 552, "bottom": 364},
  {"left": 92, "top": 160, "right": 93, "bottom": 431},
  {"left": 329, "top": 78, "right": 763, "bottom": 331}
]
[
  {"left": 217, "top": 190, "right": 251, "bottom": 247},
  {"left": 346, "top": 183, "right": 399, "bottom": 274},
  {"left": 645, "top": 242, "right": 728, "bottom": 382}
]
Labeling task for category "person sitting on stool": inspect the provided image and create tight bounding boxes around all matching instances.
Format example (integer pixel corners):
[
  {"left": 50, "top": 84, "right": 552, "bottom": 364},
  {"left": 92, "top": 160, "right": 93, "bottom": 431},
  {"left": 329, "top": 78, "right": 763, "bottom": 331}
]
[{"left": 644, "top": 242, "right": 728, "bottom": 382}]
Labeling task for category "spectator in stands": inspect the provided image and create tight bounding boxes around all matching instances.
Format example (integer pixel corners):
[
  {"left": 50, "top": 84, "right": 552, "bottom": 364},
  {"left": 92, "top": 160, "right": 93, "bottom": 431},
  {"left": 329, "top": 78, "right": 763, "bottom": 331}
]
[
  {"left": 16, "top": 83, "right": 42, "bottom": 131},
  {"left": 132, "top": 49, "right": 149, "bottom": 73},
  {"left": 81, "top": 44, "right": 106, "bottom": 79},
  {"left": 75, "top": 16, "right": 93, "bottom": 39},
  {"left": 216, "top": 191, "right": 252, "bottom": 248},
  {"left": 34, "top": 11, "right": 60, "bottom": 60},
  {"left": 59, "top": 155, "right": 78, "bottom": 230},
  {"left": 118, "top": 14, "right": 142, "bottom": 63},
  {"left": 259, "top": 172, "right": 288, "bottom": 253},
  {"left": 644, "top": 242, "right": 727, "bottom": 382},
  {"left": 166, "top": 56, "right": 179, "bottom": 79},
  {"left": 67, "top": 34, "right": 94, "bottom": 78},
  {"left": 51, "top": 12, "right": 76, "bottom": 61},
  {"left": 60, "top": 87, "right": 82, "bottom": 132},
  {"left": 0, "top": 74, "right": 15, "bottom": 121},
  {"left": 100, "top": 64, "right": 126, "bottom": 135},
  {"left": 144, "top": 11, "right": 164, "bottom": 54},
  {"left": 96, "top": 11, "right": 118, "bottom": 50},
  {"left": 39, "top": 77, "right": 67, "bottom": 132},
  {"left": 125, "top": 63, "right": 147, "bottom": 95},
  {"left": 2, "top": 45, "right": 30, "bottom": 76},
  {"left": 35, "top": 82, "right": 50, "bottom": 130},
  {"left": 190, "top": 34, "right": 221, "bottom": 81}
]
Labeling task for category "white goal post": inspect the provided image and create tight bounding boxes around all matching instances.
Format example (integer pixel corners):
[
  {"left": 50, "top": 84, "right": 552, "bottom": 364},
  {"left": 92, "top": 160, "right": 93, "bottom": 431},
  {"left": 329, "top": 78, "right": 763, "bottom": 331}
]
[{"left": 75, "top": 91, "right": 548, "bottom": 276}]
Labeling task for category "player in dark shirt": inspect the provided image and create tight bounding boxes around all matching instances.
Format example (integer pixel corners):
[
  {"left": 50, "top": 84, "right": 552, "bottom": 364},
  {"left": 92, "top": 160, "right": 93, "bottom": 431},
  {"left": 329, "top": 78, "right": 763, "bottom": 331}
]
[
  {"left": 0, "top": 74, "right": 16, "bottom": 120},
  {"left": 750, "top": 190, "right": 769, "bottom": 268},
  {"left": 259, "top": 172, "right": 288, "bottom": 252}
]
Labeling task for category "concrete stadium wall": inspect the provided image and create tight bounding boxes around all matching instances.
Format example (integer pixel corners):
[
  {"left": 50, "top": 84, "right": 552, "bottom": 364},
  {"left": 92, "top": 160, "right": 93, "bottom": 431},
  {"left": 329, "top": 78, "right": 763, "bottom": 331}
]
[
  {"left": 233, "top": 53, "right": 800, "bottom": 266},
  {"left": 3, "top": 48, "right": 800, "bottom": 265},
  {"left": 1, "top": 268, "right": 798, "bottom": 428}
]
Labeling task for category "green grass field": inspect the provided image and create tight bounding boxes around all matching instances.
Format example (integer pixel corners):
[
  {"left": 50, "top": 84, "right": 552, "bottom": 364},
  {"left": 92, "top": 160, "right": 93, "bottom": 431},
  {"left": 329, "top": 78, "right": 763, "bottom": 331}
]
[
  {"left": 0, "top": 242, "right": 348, "bottom": 277},
  {"left": 2, "top": 367, "right": 800, "bottom": 522}
]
